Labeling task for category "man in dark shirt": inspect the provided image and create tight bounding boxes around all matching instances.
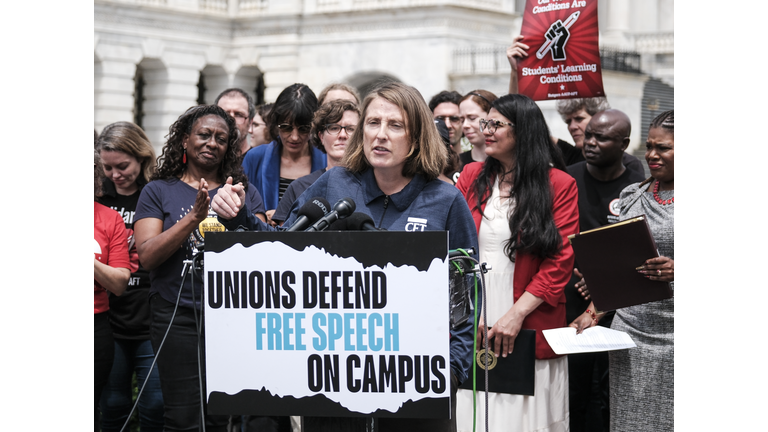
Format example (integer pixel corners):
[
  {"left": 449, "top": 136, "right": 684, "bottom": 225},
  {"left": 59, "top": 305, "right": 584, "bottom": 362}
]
[
  {"left": 215, "top": 88, "right": 255, "bottom": 156},
  {"left": 555, "top": 99, "right": 644, "bottom": 178},
  {"left": 565, "top": 109, "right": 646, "bottom": 432},
  {"left": 428, "top": 90, "right": 463, "bottom": 154}
]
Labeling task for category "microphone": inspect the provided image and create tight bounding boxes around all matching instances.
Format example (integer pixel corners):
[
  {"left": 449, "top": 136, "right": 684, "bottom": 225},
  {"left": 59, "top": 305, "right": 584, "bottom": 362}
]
[
  {"left": 305, "top": 197, "right": 356, "bottom": 232},
  {"left": 285, "top": 197, "right": 331, "bottom": 232},
  {"left": 344, "top": 212, "right": 384, "bottom": 231},
  {"left": 327, "top": 217, "right": 349, "bottom": 231}
]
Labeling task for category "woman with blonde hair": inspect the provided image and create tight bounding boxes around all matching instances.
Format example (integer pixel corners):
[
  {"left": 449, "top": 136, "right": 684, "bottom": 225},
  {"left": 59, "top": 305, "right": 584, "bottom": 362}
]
[
  {"left": 317, "top": 82, "right": 361, "bottom": 106},
  {"left": 96, "top": 121, "right": 164, "bottom": 431},
  {"left": 458, "top": 89, "right": 497, "bottom": 170}
]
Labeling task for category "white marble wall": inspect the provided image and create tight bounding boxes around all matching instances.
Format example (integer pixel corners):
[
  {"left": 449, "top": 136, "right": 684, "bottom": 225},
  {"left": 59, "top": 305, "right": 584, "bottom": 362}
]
[{"left": 95, "top": 0, "right": 672, "bottom": 155}]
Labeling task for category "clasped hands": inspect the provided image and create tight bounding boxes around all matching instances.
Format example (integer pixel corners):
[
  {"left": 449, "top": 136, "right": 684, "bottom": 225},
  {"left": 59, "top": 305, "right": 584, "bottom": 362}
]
[{"left": 210, "top": 176, "right": 246, "bottom": 220}]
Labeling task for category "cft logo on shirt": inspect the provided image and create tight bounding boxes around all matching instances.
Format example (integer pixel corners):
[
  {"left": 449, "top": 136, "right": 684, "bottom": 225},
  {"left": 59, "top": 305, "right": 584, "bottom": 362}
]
[{"left": 405, "top": 217, "right": 428, "bottom": 232}]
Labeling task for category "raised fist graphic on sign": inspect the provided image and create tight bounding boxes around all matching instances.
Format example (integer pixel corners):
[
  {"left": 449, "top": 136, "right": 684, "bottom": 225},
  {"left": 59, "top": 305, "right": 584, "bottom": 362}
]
[
  {"left": 545, "top": 20, "right": 570, "bottom": 60},
  {"left": 536, "top": 11, "right": 580, "bottom": 61}
]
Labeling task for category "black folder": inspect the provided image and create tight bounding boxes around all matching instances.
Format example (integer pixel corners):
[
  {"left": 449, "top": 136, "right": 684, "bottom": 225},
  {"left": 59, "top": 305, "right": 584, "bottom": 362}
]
[
  {"left": 459, "top": 329, "right": 535, "bottom": 396},
  {"left": 568, "top": 216, "right": 673, "bottom": 311}
]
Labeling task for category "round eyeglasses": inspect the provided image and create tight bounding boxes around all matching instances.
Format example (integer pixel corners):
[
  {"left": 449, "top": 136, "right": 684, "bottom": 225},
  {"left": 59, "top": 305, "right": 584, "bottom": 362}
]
[
  {"left": 324, "top": 124, "right": 356, "bottom": 135},
  {"left": 479, "top": 118, "right": 514, "bottom": 134}
]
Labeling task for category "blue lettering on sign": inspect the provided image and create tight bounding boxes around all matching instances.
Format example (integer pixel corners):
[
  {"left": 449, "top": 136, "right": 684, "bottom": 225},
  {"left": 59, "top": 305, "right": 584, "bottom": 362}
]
[{"left": 256, "top": 312, "right": 400, "bottom": 352}]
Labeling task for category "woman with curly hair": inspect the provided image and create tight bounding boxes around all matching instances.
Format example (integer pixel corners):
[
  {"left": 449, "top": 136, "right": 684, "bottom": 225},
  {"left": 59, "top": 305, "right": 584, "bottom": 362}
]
[{"left": 133, "top": 105, "right": 266, "bottom": 431}]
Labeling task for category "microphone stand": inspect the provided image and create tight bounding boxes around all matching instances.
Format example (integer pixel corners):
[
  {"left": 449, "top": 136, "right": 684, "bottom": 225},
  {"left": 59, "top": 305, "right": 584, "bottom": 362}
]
[{"left": 119, "top": 246, "right": 206, "bottom": 432}]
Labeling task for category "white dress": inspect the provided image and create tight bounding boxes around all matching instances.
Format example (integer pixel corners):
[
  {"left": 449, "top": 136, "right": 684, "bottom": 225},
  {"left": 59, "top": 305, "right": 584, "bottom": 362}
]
[{"left": 456, "top": 179, "right": 570, "bottom": 432}]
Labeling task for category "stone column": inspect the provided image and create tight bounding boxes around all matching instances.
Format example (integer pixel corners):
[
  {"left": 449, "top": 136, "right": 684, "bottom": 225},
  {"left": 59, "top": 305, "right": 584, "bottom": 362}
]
[
  {"left": 140, "top": 51, "right": 205, "bottom": 156},
  {"left": 233, "top": 67, "right": 263, "bottom": 102},
  {"left": 94, "top": 43, "right": 143, "bottom": 134},
  {"left": 202, "top": 65, "right": 232, "bottom": 105},
  {"left": 259, "top": 46, "right": 299, "bottom": 102},
  {"left": 603, "top": 0, "right": 630, "bottom": 49},
  {"left": 228, "top": 0, "right": 239, "bottom": 16}
]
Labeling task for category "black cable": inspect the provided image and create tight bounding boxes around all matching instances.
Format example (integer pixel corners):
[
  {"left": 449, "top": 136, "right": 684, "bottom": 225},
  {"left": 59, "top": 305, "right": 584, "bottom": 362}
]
[
  {"left": 119, "top": 261, "right": 189, "bottom": 432},
  {"left": 190, "top": 252, "right": 207, "bottom": 432},
  {"left": 448, "top": 254, "right": 489, "bottom": 432}
]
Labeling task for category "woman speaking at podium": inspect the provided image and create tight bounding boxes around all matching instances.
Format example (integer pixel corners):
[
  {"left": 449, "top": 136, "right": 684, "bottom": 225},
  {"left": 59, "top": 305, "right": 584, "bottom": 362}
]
[
  {"left": 213, "top": 82, "right": 479, "bottom": 432},
  {"left": 133, "top": 105, "right": 266, "bottom": 431},
  {"left": 455, "top": 94, "right": 578, "bottom": 432}
]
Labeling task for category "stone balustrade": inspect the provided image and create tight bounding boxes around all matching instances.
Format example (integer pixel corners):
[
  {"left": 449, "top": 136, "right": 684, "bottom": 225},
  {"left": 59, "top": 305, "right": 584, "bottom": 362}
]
[
  {"left": 98, "top": 0, "right": 511, "bottom": 16},
  {"left": 633, "top": 32, "right": 674, "bottom": 54}
]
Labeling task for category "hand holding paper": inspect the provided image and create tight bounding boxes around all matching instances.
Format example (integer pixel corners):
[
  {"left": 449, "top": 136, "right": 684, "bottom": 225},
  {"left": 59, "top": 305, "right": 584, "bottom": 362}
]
[{"left": 542, "top": 326, "right": 636, "bottom": 355}]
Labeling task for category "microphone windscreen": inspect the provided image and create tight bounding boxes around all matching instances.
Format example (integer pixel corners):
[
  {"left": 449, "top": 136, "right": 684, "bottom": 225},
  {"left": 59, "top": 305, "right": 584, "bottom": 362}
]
[
  {"left": 434, "top": 119, "right": 451, "bottom": 147},
  {"left": 286, "top": 197, "right": 332, "bottom": 232},
  {"left": 333, "top": 197, "right": 356, "bottom": 218},
  {"left": 327, "top": 217, "right": 348, "bottom": 231},
  {"left": 344, "top": 212, "right": 376, "bottom": 231},
  {"left": 299, "top": 197, "right": 331, "bottom": 221}
]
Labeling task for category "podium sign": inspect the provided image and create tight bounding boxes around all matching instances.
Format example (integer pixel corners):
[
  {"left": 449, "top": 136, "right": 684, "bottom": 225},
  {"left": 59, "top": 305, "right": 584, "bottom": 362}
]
[{"left": 203, "top": 231, "right": 451, "bottom": 418}]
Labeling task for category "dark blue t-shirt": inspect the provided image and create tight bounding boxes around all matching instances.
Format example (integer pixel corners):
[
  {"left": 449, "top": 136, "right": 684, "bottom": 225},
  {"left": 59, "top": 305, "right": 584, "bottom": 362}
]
[{"left": 135, "top": 178, "right": 265, "bottom": 308}]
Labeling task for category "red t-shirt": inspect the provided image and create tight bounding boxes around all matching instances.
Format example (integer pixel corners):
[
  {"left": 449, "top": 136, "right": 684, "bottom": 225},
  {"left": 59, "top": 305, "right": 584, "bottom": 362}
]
[{"left": 94, "top": 202, "right": 131, "bottom": 314}]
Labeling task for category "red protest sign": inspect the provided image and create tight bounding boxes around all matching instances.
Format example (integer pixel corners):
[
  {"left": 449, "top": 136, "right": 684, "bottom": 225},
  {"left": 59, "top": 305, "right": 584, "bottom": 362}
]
[{"left": 517, "top": 0, "right": 604, "bottom": 101}]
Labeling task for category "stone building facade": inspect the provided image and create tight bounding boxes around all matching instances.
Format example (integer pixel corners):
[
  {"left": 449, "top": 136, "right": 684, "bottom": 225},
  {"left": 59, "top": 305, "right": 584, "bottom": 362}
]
[{"left": 94, "top": 0, "right": 674, "bottom": 155}]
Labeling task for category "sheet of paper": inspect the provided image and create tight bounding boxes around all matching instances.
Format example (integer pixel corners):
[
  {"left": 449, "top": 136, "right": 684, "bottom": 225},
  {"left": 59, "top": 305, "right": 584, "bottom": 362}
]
[{"left": 542, "top": 326, "right": 636, "bottom": 355}]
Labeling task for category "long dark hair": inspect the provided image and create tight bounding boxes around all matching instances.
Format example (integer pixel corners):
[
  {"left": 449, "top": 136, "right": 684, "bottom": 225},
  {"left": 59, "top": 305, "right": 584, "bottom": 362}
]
[
  {"left": 472, "top": 94, "right": 564, "bottom": 260},
  {"left": 266, "top": 84, "right": 318, "bottom": 148},
  {"left": 152, "top": 105, "right": 248, "bottom": 189}
]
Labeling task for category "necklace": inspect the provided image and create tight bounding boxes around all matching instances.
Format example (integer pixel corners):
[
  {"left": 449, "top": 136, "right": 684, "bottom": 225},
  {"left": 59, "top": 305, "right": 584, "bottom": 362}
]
[{"left": 653, "top": 180, "right": 674, "bottom": 205}]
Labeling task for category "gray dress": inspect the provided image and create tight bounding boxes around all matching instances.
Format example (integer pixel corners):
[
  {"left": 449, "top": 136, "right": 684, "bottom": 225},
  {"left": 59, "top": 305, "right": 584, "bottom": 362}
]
[{"left": 609, "top": 181, "right": 674, "bottom": 431}]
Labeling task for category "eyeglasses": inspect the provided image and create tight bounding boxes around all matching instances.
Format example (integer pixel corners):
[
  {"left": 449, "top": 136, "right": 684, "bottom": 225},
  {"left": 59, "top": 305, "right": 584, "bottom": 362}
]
[
  {"left": 277, "top": 123, "right": 312, "bottom": 135},
  {"left": 479, "top": 118, "right": 514, "bottom": 134},
  {"left": 435, "top": 115, "right": 462, "bottom": 124},
  {"left": 230, "top": 111, "right": 249, "bottom": 124},
  {"left": 324, "top": 124, "right": 356, "bottom": 135}
]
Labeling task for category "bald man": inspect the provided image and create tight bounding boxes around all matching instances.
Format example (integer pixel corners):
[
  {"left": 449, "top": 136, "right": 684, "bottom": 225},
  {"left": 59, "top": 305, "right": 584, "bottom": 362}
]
[
  {"left": 563, "top": 109, "right": 646, "bottom": 432},
  {"left": 581, "top": 109, "right": 637, "bottom": 182}
]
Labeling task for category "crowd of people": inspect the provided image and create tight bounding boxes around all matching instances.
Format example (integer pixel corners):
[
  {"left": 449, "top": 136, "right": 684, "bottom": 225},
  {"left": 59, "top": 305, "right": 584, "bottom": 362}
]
[{"left": 94, "top": 38, "right": 674, "bottom": 432}]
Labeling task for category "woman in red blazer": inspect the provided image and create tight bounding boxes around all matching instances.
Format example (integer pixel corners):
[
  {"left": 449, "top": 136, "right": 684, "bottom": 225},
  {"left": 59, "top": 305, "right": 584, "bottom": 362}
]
[{"left": 455, "top": 94, "right": 579, "bottom": 432}]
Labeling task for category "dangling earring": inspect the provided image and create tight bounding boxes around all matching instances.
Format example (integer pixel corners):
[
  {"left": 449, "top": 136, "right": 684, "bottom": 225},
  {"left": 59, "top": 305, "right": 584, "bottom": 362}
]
[{"left": 183, "top": 149, "right": 187, "bottom": 164}]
